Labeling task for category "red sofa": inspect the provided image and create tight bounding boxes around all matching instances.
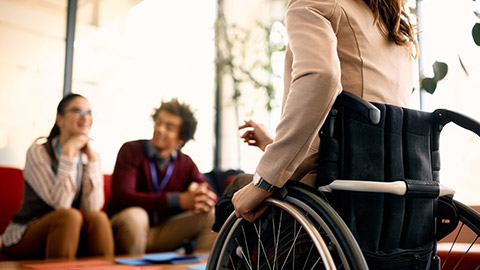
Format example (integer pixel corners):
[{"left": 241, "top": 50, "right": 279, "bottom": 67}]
[
  {"left": 0, "top": 167, "right": 24, "bottom": 236},
  {"left": 2, "top": 166, "right": 478, "bottom": 266},
  {"left": 0, "top": 166, "right": 112, "bottom": 257}
]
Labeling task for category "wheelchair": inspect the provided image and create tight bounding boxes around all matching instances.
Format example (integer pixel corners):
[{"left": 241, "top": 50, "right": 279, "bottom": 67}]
[{"left": 207, "top": 92, "right": 480, "bottom": 270}]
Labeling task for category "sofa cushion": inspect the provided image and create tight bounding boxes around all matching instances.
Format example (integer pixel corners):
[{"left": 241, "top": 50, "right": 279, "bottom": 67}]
[
  {"left": 102, "top": 174, "right": 112, "bottom": 211},
  {"left": 0, "top": 167, "right": 24, "bottom": 235}
]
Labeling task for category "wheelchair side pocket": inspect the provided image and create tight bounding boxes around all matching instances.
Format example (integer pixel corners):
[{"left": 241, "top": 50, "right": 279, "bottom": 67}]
[{"left": 362, "top": 241, "right": 434, "bottom": 270}]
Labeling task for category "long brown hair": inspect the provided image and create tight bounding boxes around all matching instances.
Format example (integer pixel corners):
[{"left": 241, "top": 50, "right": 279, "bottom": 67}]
[{"left": 363, "top": 0, "right": 417, "bottom": 57}]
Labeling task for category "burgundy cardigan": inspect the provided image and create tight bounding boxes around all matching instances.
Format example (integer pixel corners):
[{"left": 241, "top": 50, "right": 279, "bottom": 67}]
[{"left": 106, "top": 140, "right": 209, "bottom": 223}]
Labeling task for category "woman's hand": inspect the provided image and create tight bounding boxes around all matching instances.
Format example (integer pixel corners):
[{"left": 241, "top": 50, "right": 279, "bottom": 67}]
[
  {"left": 239, "top": 120, "right": 274, "bottom": 152},
  {"left": 232, "top": 182, "right": 272, "bottom": 222},
  {"left": 62, "top": 134, "right": 90, "bottom": 158},
  {"left": 81, "top": 141, "right": 98, "bottom": 162},
  {"left": 62, "top": 135, "right": 98, "bottom": 162}
]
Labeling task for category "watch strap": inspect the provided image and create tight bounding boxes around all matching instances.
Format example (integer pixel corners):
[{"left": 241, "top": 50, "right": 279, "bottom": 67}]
[{"left": 255, "top": 177, "right": 277, "bottom": 192}]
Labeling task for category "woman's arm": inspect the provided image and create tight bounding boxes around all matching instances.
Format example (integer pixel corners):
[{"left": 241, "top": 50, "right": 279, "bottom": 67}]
[
  {"left": 80, "top": 156, "right": 104, "bottom": 211},
  {"left": 23, "top": 142, "right": 77, "bottom": 209}
]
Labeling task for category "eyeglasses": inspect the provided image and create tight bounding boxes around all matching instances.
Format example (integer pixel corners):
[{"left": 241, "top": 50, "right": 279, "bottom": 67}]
[{"left": 66, "top": 108, "right": 94, "bottom": 116}]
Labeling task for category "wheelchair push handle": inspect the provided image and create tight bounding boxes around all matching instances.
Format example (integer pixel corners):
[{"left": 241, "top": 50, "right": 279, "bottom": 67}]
[
  {"left": 435, "top": 109, "right": 480, "bottom": 138},
  {"left": 340, "top": 91, "right": 381, "bottom": 125}
]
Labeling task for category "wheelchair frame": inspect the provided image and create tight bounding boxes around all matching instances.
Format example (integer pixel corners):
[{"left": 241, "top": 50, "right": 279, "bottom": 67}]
[{"left": 207, "top": 92, "right": 480, "bottom": 270}]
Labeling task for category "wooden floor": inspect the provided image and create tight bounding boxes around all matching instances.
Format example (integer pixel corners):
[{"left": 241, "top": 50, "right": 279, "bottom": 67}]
[{"left": 0, "top": 252, "right": 209, "bottom": 270}]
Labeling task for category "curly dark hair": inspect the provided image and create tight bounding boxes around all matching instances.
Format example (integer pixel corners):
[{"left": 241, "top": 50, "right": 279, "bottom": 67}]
[{"left": 151, "top": 98, "right": 197, "bottom": 146}]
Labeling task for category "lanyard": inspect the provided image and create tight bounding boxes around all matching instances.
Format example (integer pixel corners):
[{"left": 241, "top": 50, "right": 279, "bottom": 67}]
[
  {"left": 56, "top": 141, "right": 81, "bottom": 171},
  {"left": 150, "top": 160, "right": 174, "bottom": 193},
  {"left": 145, "top": 141, "right": 175, "bottom": 193}
]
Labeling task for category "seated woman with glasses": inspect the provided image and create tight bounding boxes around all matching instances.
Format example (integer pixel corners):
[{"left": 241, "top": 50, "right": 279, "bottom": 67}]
[{"left": 1, "top": 93, "right": 114, "bottom": 259}]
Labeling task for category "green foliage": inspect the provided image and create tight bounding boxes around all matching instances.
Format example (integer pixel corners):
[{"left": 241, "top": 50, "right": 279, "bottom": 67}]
[
  {"left": 433, "top": 61, "right": 448, "bottom": 81},
  {"left": 215, "top": 0, "right": 289, "bottom": 113},
  {"left": 458, "top": 55, "right": 469, "bottom": 77},
  {"left": 421, "top": 61, "right": 448, "bottom": 95},
  {"left": 412, "top": 0, "right": 480, "bottom": 96},
  {"left": 472, "top": 23, "right": 480, "bottom": 46},
  {"left": 216, "top": 16, "right": 286, "bottom": 111},
  {"left": 421, "top": 77, "right": 437, "bottom": 94}
]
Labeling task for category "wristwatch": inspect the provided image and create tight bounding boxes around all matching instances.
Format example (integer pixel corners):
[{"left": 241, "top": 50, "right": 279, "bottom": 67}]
[{"left": 252, "top": 172, "right": 277, "bottom": 192}]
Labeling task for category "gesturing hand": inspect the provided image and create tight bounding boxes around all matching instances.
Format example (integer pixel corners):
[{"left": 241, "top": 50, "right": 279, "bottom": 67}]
[{"left": 239, "top": 120, "right": 274, "bottom": 152}]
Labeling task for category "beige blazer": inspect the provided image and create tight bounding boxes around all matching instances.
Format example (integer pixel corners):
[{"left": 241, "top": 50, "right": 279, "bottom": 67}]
[{"left": 256, "top": 0, "right": 414, "bottom": 187}]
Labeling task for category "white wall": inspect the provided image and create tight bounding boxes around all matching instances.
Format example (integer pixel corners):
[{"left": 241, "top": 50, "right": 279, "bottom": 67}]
[
  {"left": 0, "top": 0, "right": 65, "bottom": 168},
  {"left": 0, "top": 0, "right": 216, "bottom": 174},
  {"left": 72, "top": 0, "right": 216, "bottom": 173},
  {"left": 416, "top": 0, "right": 480, "bottom": 205}
]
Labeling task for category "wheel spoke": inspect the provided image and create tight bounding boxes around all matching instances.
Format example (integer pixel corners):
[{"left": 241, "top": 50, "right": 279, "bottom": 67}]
[
  {"left": 452, "top": 236, "right": 479, "bottom": 270},
  {"left": 293, "top": 221, "right": 296, "bottom": 270},
  {"left": 280, "top": 219, "right": 303, "bottom": 270},
  {"left": 271, "top": 208, "right": 278, "bottom": 270},
  {"left": 253, "top": 220, "right": 272, "bottom": 270},
  {"left": 443, "top": 223, "right": 465, "bottom": 269},
  {"left": 257, "top": 220, "right": 261, "bottom": 270},
  {"left": 242, "top": 226, "right": 253, "bottom": 267},
  {"left": 235, "top": 238, "right": 253, "bottom": 270},
  {"left": 229, "top": 254, "right": 237, "bottom": 270},
  {"left": 274, "top": 210, "right": 283, "bottom": 270},
  {"left": 302, "top": 245, "right": 314, "bottom": 270},
  {"left": 310, "top": 256, "right": 322, "bottom": 269}
]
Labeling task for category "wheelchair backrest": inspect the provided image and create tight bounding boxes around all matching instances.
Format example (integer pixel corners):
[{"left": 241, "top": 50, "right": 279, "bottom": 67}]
[{"left": 316, "top": 92, "right": 444, "bottom": 252}]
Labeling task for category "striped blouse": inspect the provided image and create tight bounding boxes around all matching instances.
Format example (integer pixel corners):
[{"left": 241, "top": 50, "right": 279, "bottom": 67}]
[{"left": 1, "top": 137, "right": 104, "bottom": 247}]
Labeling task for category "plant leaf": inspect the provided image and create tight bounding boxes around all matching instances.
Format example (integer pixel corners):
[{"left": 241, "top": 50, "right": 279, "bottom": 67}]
[
  {"left": 472, "top": 23, "right": 480, "bottom": 46},
  {"left": 475, "top": 11, "right": 480, "bottom": 19},
  {"left": 458, "top": 55, "right": 469, "bottom": 77},
  {"left": 409, "top": 7, "right": 417, "bottom": 16},
  {"left": 421, "top": 77, "right": 437, "bottom": 94},
  {"left": 432, "top": 61, "right": 448, "bottom": 81}
]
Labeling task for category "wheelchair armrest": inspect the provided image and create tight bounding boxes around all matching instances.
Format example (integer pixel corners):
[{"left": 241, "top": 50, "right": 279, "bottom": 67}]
[{"left": 320, "top": 180, "right": 455, "bottom": 198}]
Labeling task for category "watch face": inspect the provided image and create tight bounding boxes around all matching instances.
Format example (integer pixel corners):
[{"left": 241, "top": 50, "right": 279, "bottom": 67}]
[{"left": 253, "top": 173, "right": 261, "bottom": 184}]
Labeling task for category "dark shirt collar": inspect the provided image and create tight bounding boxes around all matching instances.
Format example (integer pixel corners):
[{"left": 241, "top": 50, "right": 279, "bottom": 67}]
[{"left": 146, "top": 140, "right": 177, "bottom": 164}]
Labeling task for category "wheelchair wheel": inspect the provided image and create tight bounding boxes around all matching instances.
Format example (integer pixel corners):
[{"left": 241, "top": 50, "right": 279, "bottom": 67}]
[
  {"left": 439, "top": 199, "right": 480, "bottom": 270},
  {"left": 207, "top": 181, "right": 367, "bottom": 270}
]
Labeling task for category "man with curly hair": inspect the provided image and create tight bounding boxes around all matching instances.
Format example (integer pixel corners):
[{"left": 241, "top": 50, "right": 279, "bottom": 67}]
[{"left": 107, "top": 98, "right": 217, "bottom": 255}]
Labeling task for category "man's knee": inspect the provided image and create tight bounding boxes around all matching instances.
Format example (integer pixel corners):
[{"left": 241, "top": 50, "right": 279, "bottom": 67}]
[
  {"left": 111, "top": 207, "right": 149, "bottom": 231},
  {"left": 111, "top": 207, "right": 149, "bottom": 254},
  {"left": 201, "top": 209, "right": 215, "bottom": 227}
]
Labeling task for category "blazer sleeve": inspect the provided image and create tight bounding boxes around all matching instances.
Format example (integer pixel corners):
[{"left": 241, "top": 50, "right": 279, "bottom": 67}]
[{"left": 256, "top": 1, "right": 342, "bottom": 187}]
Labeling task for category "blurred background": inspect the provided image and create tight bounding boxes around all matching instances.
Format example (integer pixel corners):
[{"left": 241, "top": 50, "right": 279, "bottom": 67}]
[{"left": 1, "top": 0, "right": 480, "bottom": 205}]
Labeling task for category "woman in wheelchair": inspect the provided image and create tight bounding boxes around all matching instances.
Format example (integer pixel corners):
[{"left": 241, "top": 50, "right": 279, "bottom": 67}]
[
  {"left": 209, "top": 0, "right": 480, "bottom": 269},
  {"left": 232, "top": 0, "right": 417, "bottom": 222}
]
